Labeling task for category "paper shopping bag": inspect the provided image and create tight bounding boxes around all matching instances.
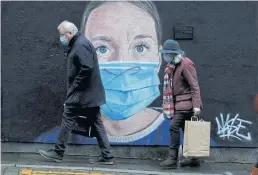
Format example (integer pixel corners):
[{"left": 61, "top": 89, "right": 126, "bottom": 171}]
[{"left": 183, "top": 116, "right": 211, "bottom": 158}]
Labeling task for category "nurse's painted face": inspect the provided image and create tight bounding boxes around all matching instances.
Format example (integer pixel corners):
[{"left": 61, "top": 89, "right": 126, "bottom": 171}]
[{"left": 85, "top": 2, "right": 159, "bottom": 63}]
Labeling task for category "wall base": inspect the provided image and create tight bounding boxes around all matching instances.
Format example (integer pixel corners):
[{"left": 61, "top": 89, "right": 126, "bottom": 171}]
[{"left": 1, "top": 142, "right": 257, "bottom": 164}]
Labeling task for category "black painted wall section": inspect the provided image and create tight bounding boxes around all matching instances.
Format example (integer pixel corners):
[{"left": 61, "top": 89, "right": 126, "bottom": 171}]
[{"left": 1, "top": 1, "right": 258, "bottom": 146}]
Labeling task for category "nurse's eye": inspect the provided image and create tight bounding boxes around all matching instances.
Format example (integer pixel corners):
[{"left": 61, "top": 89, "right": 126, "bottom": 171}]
[
  {"left": 133, "top": 43, "right": 149, "bottom": 54},
  {"left": 96, "top": 45, "right": 111, "bottom": 55}
]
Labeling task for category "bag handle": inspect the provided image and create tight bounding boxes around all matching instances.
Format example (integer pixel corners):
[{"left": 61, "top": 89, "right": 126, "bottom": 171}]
[
  {"left": 191, "top": 116, "right": 204, "bottom": 122},
  {"left": 191, "top": 116, "right": 199, "bottom": 121}
]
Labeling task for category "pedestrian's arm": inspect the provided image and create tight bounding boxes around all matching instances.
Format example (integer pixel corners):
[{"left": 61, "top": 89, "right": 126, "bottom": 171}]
[
  {"left": 255, "top": 94, "right": 258, "bottom": 113},
  {"left": 182, "top": 62, "right": 202, "bottom": 109},
  {"left": 67, "top": 45, "right": 93, "bottom": 97}
]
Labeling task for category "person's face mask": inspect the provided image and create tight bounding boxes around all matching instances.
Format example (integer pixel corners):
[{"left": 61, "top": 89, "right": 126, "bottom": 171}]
[
  {"left": 163, "top": 54, "right": 183, "bottom": 64},
  {"left": 163, "top": 54, "right": 173, "bottom": 63},
  {"left": 173, "top": 55, "right": 182, "bottom": 64},
  {"left": 60, "top": 35, "right": 69, "bottom": 45},
  {"left": 99, "top": 62, "right": 160, "bottom": 121}
]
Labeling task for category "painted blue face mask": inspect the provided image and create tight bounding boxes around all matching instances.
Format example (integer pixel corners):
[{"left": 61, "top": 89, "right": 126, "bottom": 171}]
[
  {"left": 60, "top": 35, "right": 69, "bottom": 45},
  {"left": 99, "top": 62, "right": 160, "bottom": 121}
]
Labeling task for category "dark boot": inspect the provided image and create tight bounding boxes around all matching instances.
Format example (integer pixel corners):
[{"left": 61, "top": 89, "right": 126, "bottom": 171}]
[
  {"left": 160, "top": 149, "right": 178, "bottom": 169},
  {"left": 39, "top": 149, "right": 63, "bottom": 163},
  {"left": 180, "top": 158, "right": 200, "bottom": 167}
]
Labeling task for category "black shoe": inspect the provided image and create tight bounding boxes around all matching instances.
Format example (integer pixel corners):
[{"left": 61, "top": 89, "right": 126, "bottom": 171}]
[
  {"left": 39, "top": 149, "right": 63, "bottom": 163},
  {"left": 160, "top": 158, "right": 177, "bottom": 169},
  {"left": 89, "top": 157, "right": 114, "bottom": 165},
  {"left": 180, "top": 158, "right": 200, "bottom": 167}
]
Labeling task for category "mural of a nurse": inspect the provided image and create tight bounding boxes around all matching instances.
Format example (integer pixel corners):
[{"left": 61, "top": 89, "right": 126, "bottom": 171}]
[
  {"left": 35, "top": 1, "right": 166, "bottom": 145},
  {"left": 81, "top": 1, "right": 163, "bottom": 143},
  {"left": 35, "top": 1, "right": 216, "bottom": 146}
]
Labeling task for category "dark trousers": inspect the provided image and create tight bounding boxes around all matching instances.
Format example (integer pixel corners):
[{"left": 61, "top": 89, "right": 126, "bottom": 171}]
[
  {"left": 169, "top": 111, "right": 193, "bottom": 149},
  {"left": 54, "top": 106, "right": 113, "bottom": 159}
]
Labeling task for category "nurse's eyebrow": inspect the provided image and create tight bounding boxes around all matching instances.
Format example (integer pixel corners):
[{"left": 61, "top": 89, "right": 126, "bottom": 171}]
[
  {"left": 133, "top": 34, "right": 155, "bottom": 41},
  {"left": 91, "top": 36, "right": 113, "bottom": 42}
]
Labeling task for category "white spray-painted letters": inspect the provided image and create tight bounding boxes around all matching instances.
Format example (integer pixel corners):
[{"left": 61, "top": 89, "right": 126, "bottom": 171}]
[{"left": 215, "top": 113, "right": 252, "bottom": 141}]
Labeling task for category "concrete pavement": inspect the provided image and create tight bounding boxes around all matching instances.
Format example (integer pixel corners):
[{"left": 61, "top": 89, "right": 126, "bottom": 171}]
[
  {"left": 3, "top": 143, "right": 258, "bottom": 164},
  {"left": 1, "top": 153, "right": 253, "bottom": 175}
]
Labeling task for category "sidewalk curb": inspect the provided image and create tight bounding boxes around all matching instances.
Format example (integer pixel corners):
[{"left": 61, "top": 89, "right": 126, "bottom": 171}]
[
  {"left": 1, "top": 163, "right": 222, "bottom": 175},
  {"left": 1, "top": 163, "right": 16, "bottom": 167}
]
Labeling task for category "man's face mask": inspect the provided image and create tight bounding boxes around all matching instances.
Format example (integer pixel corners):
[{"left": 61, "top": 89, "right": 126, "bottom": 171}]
[{"left": 60, "top": 35, "right": 69, "bottom": 45}]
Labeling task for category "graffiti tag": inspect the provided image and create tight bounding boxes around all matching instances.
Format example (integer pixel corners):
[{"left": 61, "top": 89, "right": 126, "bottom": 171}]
[{"left": 215, "top": 113, "right": 252, "bottom": 141}]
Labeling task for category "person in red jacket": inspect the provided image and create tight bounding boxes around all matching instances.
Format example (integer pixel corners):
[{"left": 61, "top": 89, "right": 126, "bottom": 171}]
[{"left": 160, "top": 39, "right": 203, "bottom": 169}]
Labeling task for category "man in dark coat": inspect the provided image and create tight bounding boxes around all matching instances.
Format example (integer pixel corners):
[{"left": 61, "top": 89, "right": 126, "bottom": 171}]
[{"left": 38, "top": 20, "right": 114, "bottom": 164}]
